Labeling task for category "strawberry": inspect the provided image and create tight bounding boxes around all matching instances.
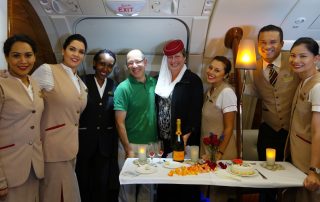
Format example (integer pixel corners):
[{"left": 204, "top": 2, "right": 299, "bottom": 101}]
[{"left": 232, "top": 159, "right": 243, "bottom": 164}]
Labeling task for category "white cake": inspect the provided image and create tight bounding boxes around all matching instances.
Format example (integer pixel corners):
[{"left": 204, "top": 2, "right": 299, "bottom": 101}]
[{"left": 230, "top": 163, "right": 255, "bottom": 175}]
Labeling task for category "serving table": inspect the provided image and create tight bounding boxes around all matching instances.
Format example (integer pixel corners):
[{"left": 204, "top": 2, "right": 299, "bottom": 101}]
[{"left": 119, "top": 158, "right": 306, "bottom": 188}]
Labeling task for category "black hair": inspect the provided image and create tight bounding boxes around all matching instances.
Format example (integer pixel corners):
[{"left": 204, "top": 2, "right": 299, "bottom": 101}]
[
  {"left": 212, "top": 56, "right": 232, "bottom": 74},
  {"left": 63, "top": 34, "right": 87, "bottom": 52},
  {"left": 290, "top": 37, "right": 319, "bottom": 56},
  {"left": 3, "top": 34, "right": 37, "bottom": 57},
  {"left": 93, "top": 49, "right": 116, "bottom": 66},
  {"left": 258, "top": 24, "right": 283, "bottom": 42}
]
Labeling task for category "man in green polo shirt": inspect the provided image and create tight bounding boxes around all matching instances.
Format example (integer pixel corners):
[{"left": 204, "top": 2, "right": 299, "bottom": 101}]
[{"left": 114, "top": 49, "right": 157, "bottom": 202}]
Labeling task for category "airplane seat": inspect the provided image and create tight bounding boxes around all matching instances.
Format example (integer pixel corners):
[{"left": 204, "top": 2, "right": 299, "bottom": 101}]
[
  {"left": 237, "top": 129, "right": 260, "bottom": 202},
  {"left": 242, "top": 129, "right": 259, "bottom": 161}
]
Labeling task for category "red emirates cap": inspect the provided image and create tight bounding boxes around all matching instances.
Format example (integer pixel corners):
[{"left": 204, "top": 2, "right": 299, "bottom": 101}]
[{"left": 163, "top": 39, "right": 184, "bottom": 56}]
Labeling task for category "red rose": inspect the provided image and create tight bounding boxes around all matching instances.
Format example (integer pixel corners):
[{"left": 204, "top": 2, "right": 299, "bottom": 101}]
[
  {"left": 211, "top": 134, "right": 219, "bottom": 146},
  {"left": 203, "top": 136, "right": 211, "bottom": 145}
]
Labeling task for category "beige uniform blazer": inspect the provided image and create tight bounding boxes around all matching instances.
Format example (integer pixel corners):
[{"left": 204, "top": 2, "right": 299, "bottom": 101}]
[
  {"left": 286, "top": 72, "right": 320, "bottom": 173},
  {"left": 0, "top": 75, "right": 44, "bottom": 188},
  {"left": 40, "top": 64, "right": 87, "bottom": 162}
]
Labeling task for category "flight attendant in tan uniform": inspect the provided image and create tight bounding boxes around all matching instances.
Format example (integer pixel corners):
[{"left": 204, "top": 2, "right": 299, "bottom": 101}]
[
  {"left": 201, "top": 56, "right": 237, "bottom": 202},
  {"left": 0, "top": 35, "right": 44, "bottom": 202},
  {"left": 283, "top": 37, "right": 320, "bottom": 202},
  {"left": 32, "top": 34, "right": 88, "bottom": 202}
]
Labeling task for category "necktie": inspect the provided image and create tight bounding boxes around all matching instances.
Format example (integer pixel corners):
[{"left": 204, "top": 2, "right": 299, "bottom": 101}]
[{"left": 268, "top": 64, "right": 278, "bottom": 86}]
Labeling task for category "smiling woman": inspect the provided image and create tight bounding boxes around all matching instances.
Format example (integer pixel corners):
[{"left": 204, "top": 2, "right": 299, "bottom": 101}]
[
  {"left": 6, "top": 41, "right": 36, "bottom": 85},
  {"left": 31, "top": 34, "right": 88, "bottom": 202},
  {"left": 0, "top": 34, "right": 44, "bottom": 202},
  {"left": 282, "top": 37, "right": 320, "bottom": 202},
  {"left": 75, "top": 49, "right": 120, "bottom": 202},
  {"left": 156, "top": 39, "right": 203, "bottom": 202}
]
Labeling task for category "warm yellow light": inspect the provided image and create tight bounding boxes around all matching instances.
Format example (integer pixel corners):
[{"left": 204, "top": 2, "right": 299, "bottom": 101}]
[
  {"left": 139, "top": 147, "right": 145, "bottom": 154},
  {"left": 138, "top": 145, "right": 147, "bottom": 161},
  {"left": 240, "top": 52, "right": 252, "bottom": 63},
  {"left": 266, "top": 148, "right": 276, "bottom": 166},
  {"left": 236, "top": 39, "right": 257, "bottom": 70}
]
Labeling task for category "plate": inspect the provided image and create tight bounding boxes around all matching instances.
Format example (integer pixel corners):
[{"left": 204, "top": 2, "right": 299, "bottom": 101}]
[
  {"left": 227, "top": 167, "right": 258, "bottom": 177},
  {"left": 133, "top": 159, "right": 150, "bottom": 165},
  {"left": 135, "top": 165, "right": 157, "bottom": 174},
  {"left": 163, "top": 161, "right": 183, "bottom": 169}
]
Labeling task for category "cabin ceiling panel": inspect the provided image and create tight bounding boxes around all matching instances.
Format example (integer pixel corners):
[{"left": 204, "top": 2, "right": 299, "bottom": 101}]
[
  {"left": 310, "top": 15, "right": 320, "bottom": 29},
  {"left": 204, "top": 0, "right": 298, "bottom": 58},
  {"left": 77, "top": 0, "right": 107, "bottom": 15},
  {"left": 281, "top": 0, "right": 320, "bottom": 40}
]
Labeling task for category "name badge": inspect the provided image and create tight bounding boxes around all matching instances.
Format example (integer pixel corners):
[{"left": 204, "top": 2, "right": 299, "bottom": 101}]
[{"left": 282, "top": 74, "right": 294, "bottom": 82}]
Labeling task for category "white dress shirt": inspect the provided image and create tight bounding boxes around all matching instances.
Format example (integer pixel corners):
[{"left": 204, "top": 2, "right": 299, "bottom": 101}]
[
  {"left": 32, "top": 63, "right": 82, "bottom": 93},
  {"left": 94, "top": 76, "right": 107, "bottom": 98}
]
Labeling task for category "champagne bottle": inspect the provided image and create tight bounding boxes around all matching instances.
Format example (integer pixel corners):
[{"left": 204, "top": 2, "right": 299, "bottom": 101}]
[{"left": 173, "top": 119, "right": 184, "bottom": 162}]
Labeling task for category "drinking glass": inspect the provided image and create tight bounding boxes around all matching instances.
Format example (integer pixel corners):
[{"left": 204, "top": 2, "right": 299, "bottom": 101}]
[
  {"left": 148, "top": 143, "right": 155, "bottom": 163},
  {"left": 156, "top": 141, "right": 164, "bottom": 164}
]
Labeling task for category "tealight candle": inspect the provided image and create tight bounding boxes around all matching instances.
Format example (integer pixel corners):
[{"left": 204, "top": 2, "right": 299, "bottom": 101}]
[
  {"left": 138, "top": 145, "right": 146, "bottom": 162},
  {"left": 266, "top": 148, "right": 276, "bottom": 166}
]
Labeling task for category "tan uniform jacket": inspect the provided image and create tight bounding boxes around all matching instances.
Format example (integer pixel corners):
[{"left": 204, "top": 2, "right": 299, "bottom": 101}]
[
  {"left": 40, "top": 64, "right": 87, "bottom": 162},
  {"left": 0, "top": 75, "right": 44, "bottom": 188},
  {"left": 286, "top": 72, "right": 320, "bottom": 173}
]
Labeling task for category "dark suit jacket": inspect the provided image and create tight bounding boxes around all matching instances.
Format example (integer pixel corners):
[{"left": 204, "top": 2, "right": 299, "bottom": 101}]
[{"left": 78, "top": 74, "right": 118, "bottom": 158}]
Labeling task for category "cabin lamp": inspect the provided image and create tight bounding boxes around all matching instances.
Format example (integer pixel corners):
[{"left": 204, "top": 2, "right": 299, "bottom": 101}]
[
  {"left": 236, "top": 39, "right": 257, "bottom": 100},
  {"left": 235, "top": 39, "right": 257, "bottom": 70},
  {"left": 224, "top": 27, "right": 257, "bottom": 158}
]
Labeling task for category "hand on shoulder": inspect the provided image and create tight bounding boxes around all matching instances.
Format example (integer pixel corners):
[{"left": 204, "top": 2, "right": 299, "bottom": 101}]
[{"left": 0, "top": 70, "right": 8, "bottom": 78}]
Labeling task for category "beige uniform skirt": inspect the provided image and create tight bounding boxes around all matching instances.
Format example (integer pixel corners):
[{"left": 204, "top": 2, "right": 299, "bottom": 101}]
[
  {"left": 4, "top": 169, "right": 40, "bottom": 202},
  {"left": 40, "top": 160, "right": 80, "bottom": 202}
]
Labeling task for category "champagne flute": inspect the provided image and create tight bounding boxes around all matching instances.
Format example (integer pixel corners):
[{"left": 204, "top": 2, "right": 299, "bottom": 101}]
[
  {"left": 156, "top": 141, "right": 164, "bottom": 164},
  {"left": 148, "top": 143, "right": 155, "bottom": 163}
]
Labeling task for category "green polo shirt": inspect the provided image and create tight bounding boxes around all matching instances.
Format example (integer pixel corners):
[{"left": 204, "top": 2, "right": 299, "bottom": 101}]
[{"left": 114, "top": 75, "right": 157, "bottom": 144}]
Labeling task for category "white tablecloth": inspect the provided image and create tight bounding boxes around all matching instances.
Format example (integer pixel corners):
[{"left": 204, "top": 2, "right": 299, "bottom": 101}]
[{"left": 119, "top": 158, "right": 306, "bottom": 188}]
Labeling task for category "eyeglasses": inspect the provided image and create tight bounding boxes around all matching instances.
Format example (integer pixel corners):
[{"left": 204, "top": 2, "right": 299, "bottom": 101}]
[
  {"left": 127, "top": 58, "right": 145, "bottom": 67},
  {"left": 97, "top": 61, "right": 114, "bottom": 68}
]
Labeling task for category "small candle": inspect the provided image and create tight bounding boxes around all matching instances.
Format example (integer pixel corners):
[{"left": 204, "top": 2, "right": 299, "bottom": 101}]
[
  {"left": 138, "top": 146, "right": 146, "bottom": 162},
  {"left": 190, "top": 146, "right": 199, "bottom": 162},
  {"left": 266, "top": 148, "right": 276, "bottom": 166}
]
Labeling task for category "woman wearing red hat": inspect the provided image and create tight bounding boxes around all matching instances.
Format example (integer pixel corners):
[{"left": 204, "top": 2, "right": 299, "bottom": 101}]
[{"left": 155, "top": 39, "right": 203, "bottom": 202}]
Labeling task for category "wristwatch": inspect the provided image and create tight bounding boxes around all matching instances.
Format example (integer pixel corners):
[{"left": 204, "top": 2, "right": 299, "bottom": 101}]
[{"left": 309, "top": 167, "right": 320, "bottom": 174}]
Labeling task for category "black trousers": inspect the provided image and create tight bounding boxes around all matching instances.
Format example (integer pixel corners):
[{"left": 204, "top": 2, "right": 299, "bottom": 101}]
[
  {"left": 157, "top": 184, "right": 200, "bottom": 202},
  {"left": 75, "top": 151, "right": 120, "bottom": 202},
  {"left": 257, "top": 122, "right": 288, "bottom": 161}
]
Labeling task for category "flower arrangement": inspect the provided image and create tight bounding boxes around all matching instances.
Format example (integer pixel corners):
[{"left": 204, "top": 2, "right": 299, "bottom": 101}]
[{"left": 202, "top": 132, "right": 224, "bottom": 163}]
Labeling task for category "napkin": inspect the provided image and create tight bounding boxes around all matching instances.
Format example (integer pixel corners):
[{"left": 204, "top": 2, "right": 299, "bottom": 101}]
[
  {"left": 215, "top": 170, "right": 242, "bottom": 181},
  {"left": 260, "top": 162, "right": 285, "bottom": 171}
]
